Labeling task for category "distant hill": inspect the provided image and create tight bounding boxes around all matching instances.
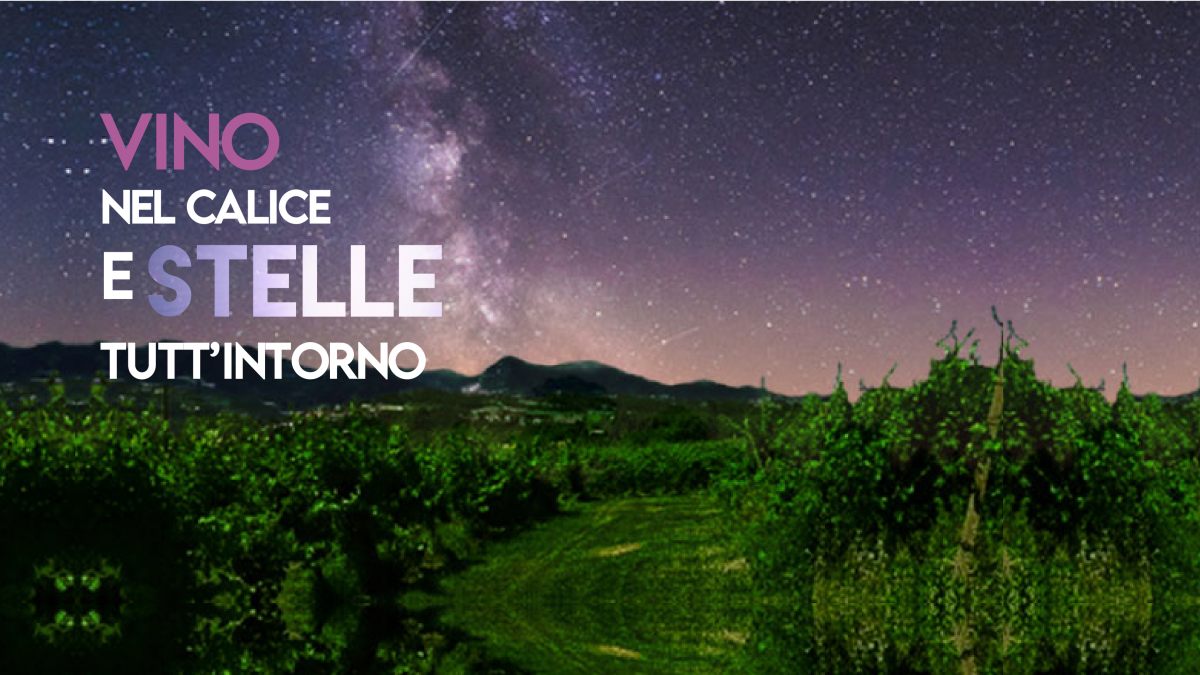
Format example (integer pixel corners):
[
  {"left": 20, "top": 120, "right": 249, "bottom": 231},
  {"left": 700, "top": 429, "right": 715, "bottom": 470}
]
[
  {"left": 0, "top": 342, "right": 773, "bottom": 408},
  {"left": 477, "top": 355, "right": 769, "bottom": 401},
  {"left": 1161, "top": 389, "right": 1200, "bottom": 404},
  {"left": 0, "top": 342, "right": 108, "bottom": 381}
]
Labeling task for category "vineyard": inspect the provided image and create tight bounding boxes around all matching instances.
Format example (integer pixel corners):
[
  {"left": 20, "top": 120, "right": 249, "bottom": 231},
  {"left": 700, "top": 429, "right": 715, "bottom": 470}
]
[
  {"left": 1, "top": 322, "right": 1199, "bottom": 674},
  {"left": 739, "top": 319, "right": 1200, "bottom": 674}
]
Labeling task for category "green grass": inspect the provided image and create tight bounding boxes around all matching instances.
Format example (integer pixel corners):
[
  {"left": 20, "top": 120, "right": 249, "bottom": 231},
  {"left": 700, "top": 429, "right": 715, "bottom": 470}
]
[{"left": 427, "top": 495, "right": 755, "bottom": 675}]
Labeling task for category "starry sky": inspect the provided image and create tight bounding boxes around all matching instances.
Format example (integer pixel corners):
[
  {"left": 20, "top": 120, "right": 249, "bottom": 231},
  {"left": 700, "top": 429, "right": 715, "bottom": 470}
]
[{"left": 3, "top": 2, "right": 1200, "bottom": 396}]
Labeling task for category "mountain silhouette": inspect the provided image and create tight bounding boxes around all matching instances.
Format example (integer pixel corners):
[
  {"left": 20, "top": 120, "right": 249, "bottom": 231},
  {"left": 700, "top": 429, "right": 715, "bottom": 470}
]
[
  {"left": 477, "top": 355, "right": 767, "bottom": 400},
  {"left": 0, "top": 342, "right": 771, "bottom": 408}
]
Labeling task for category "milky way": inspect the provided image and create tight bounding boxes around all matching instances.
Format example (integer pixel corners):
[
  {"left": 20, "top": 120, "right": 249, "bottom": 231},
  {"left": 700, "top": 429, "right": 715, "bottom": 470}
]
[{"left": 3, "top": 3, "right": 1200, "bottom": 396}]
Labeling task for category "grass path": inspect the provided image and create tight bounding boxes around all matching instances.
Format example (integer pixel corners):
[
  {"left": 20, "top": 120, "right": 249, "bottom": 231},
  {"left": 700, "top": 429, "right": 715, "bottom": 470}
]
[{"left": 429, "top": 495, "right": 755, "bottom": 675}]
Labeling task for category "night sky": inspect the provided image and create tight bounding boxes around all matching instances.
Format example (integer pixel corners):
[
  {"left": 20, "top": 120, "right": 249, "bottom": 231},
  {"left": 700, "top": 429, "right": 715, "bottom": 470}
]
[{"left": 3, "top": 2, "right": 1200, "bottom": 396}]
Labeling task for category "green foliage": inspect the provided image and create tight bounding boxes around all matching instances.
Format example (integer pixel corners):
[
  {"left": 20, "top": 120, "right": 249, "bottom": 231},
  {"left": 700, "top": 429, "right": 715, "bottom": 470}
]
[
  {"left": 735, "top": 341, "right": 1200, "bottom": 674},
  {"left": 0, "top": 395, "right": 749, "bottom": 675},
  {"left": 6, "top": 327, "right": 1200, "bottom": 674}
]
